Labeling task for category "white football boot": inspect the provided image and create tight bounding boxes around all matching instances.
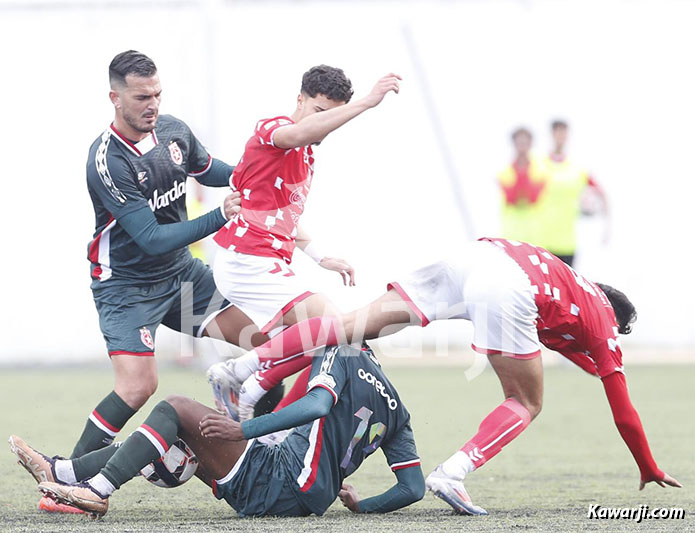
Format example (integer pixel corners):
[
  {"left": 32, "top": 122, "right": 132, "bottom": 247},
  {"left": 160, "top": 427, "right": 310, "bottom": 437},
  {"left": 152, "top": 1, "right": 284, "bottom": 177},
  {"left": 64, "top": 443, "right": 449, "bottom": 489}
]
[
  {"left": 426, "top": 465, "right": 488, "bottom": 515},
  {"left": 206, "top": 359, "right": 243, "bottom": 421}
]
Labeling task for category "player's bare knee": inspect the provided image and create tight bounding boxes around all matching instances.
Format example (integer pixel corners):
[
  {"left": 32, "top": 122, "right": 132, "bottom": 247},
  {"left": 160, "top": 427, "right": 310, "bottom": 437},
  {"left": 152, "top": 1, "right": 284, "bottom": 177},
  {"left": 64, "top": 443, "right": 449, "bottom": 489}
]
[
  {"left": 336, "top": 313, "right": 354, "bottom": 343},
  {"left": 164, "top": 394, "right": 187, "bottom": 410},
  {"left": 528, "top": 398, "right": 542, "bottom": 420},
  {"left": 118, "top": 377, "right": 158, "bottom": 409},
  {"left": 503, "top": 392, "right": 541, "bottom": 420},
  {"left": 520, "top": 395, "right": 542, "bottom": 420}
]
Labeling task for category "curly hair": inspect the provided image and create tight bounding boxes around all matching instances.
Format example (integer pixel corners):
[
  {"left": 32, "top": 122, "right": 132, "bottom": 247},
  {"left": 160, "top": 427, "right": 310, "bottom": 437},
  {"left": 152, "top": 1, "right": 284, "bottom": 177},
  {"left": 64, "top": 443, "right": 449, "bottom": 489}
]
[
  {"left": 301, "top": 65, "right": 353, "bottom": 103},
  {"left": 596, "top": 283, "right": 637, "bottom": 335},
  {"left": 109, "top": 50, "right": 157, "bottom": 88}
]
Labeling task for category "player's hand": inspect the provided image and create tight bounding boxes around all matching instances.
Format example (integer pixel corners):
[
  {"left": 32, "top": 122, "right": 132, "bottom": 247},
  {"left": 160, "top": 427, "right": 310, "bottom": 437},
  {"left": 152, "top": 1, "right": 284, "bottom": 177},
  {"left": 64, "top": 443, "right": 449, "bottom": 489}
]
[
  {"left": 199, "top": 412, "right": 245, "bottom": 441},
  {"left": 222, "top": 191, "right": 242, "bottom": 220},
  {"left": 338, "top": 483, "right": 360, "bottom": 513},
  {"left": 639, "top": 472, "right": 682, "bottom": 490},
  {"left": 362, "top": 73, "right": 402, "bottom": 108},
  {"left": 319, "top": 257, "right": 355, "bottom": 286}
]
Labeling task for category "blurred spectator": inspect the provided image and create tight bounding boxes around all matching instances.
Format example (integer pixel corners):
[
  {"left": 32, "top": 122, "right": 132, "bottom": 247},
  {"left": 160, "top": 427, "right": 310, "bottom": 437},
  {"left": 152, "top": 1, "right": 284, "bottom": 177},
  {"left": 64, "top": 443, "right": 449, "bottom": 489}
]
[
  {"left": 498, "top": 122, "right": 609, "bottom": 267},
  {"left": 536, "top": 120, "right": 609, "bottom": 266},
  {"left": 498, "top": 127, "right": 548, "bottom": 248}
]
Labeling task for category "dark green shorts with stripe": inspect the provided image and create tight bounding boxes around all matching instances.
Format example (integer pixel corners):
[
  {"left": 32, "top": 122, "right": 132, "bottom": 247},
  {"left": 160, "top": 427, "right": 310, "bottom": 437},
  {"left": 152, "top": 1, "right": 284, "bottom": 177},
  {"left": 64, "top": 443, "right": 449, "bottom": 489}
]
[
  {"left": 213, "top": 439, "right": 310, "bottom": 517},
  {"left": 92, "top": 258, "right": 226, "bottom": 356}
]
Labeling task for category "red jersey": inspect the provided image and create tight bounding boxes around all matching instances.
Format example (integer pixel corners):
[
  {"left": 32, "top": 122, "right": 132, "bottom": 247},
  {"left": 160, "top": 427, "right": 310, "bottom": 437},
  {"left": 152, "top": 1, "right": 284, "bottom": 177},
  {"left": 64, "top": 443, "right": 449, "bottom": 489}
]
[
  {"left": 214, "top": 116, "right": 314, "bottom": 263},
  {"left": 481, "top": 238, "right": 624, "bottom": 379}
]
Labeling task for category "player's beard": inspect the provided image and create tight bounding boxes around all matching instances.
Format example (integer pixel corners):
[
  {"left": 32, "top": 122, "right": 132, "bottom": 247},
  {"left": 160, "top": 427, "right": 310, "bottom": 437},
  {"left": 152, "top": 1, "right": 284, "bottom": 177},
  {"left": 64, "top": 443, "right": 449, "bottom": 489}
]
[{"left": 123, "top": 108, "right": 157, "bottom": 134}]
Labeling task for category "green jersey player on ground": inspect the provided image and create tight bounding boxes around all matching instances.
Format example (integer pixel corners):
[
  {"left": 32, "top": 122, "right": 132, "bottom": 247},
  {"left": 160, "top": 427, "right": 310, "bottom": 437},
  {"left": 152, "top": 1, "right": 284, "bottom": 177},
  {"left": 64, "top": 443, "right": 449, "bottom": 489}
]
[{"left": 13, "top": 345, "right": 425, "bottom": 517}]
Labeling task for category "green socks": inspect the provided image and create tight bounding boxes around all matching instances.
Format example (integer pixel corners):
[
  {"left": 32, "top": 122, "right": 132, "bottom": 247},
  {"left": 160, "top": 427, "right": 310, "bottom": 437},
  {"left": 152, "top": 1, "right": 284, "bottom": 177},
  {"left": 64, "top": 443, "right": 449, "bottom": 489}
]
[
  {"left": 69, "top": 443, "right": 121, "bottom": 482},
  {"left": 70, "top": 391, "right": 136, "bottom": 459},
  {"left": 100, "top": 401, "right": 180, "bottom": 489}
]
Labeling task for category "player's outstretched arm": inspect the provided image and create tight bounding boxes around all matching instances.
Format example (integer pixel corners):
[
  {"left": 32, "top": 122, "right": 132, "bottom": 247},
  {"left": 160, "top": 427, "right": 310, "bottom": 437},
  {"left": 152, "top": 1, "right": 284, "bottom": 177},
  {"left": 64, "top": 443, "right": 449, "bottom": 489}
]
[
  {"left": 339, "top": 466, "right": 425, "bottom": 513},
  {"left": 118, "top": 193, "right": 240, "bottom": 255},
  {"left": 273, "top": 73, "right": 402, "bottom": 149},
  {"left": 199, "top": 387, "right": 333, "bottom": 441},
  {"left": 601, "top": 372, "right": 682, "bottom": 490}
]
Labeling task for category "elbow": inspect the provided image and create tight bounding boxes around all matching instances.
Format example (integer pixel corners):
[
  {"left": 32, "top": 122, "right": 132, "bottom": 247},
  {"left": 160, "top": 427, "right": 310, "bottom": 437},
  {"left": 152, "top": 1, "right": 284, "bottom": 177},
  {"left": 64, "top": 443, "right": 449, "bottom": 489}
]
[
  {"left": 615, "top": 418, "right": 638, "bottom": 435},
  {"left": 275, "top": 128, "right": 322, "bottom": 150},
  {"left": 314, "top": 403, "right": 332, "bottom": 418},
  {"left": 135, "top": 237, "right": 172, "bottom": 256}
]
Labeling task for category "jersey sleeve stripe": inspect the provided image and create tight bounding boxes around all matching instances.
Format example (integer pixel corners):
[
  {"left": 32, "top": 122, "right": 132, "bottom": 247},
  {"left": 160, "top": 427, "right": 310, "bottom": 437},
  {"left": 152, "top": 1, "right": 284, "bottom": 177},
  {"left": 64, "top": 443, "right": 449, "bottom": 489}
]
[
  {"left": 390, "top": 459, "right": 421, "bottom": 471},
  {"left": 386, "top": 282, "right": 430, "bottom": 327},
  {"left": 95, "top": 131, "right": 128, "bottom": 204},
  {"left": 189, "top": 154, "right": 212, "bottom": 176},
  {"left": 308, "top": 383, "right": 338, "bottom": 406}
]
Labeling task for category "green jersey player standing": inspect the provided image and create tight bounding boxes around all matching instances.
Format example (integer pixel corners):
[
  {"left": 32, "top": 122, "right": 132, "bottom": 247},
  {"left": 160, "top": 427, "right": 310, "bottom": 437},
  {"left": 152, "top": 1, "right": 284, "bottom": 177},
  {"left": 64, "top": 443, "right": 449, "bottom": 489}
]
[{"left": 40, "top": 51, "right": 261, "bottom": 514}]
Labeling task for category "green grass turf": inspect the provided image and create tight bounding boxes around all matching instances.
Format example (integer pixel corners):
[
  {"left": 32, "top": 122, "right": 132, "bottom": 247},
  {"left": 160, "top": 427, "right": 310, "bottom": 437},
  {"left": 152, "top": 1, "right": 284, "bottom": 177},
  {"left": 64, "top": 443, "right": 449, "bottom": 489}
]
[{"left": 1, "top": 362, "right": 693, "bottom": 532}]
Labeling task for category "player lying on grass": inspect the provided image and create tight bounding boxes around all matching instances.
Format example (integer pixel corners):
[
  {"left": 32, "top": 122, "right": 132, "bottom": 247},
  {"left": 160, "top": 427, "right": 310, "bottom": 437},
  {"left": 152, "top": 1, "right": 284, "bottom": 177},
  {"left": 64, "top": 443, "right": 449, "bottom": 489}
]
[
  {"left": 9, "top": 344, "right": 425, "bottom": 518},
  {"left": 208, "top": 237, "right": 682, "bottom": 514}
]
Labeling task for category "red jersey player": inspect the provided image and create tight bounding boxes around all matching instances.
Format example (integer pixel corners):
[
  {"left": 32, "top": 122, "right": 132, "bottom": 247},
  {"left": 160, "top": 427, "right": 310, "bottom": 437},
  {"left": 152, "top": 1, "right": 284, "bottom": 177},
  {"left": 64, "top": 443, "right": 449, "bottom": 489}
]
[
  {"left": 202, "top": 66, "right": 402, "bottom": 414},
  {"left": 210, "top": 238, "right": 681, "bottom": 515}
]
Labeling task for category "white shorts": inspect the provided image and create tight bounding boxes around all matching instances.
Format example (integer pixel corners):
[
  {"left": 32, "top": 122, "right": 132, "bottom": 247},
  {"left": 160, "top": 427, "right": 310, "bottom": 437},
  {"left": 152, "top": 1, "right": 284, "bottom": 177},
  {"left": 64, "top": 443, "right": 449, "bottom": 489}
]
[
  {"left": 208, "top": 248, "right": 313, "bottom": 334},
  {"left": 388, "top": 241, "right": 541, "bottom": 358}
]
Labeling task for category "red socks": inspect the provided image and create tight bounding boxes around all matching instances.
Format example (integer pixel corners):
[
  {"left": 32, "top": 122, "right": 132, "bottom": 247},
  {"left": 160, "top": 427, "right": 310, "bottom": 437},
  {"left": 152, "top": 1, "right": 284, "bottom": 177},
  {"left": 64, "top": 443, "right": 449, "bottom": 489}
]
[
  {"left": 461, "top": 397, "right": 531, "bottom": 468},
  {"left": 256, "top": 316, "right": 342, "bottom": 367},
  {"left": 273, "top": 367, "right": 312, "bottom": 412}
]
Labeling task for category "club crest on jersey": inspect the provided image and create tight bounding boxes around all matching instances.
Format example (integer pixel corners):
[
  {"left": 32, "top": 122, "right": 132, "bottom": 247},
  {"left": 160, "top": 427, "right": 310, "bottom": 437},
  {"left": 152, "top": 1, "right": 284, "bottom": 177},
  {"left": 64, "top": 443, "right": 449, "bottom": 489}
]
[
  {"left": 168, "top": 141, "right": 183, "bottom": 165},
  {"left": 140, "top": 327, "right": 154, "bottom": 350},
  {"left": 289, "top": 186, "right": 307, "bottom": 209}
]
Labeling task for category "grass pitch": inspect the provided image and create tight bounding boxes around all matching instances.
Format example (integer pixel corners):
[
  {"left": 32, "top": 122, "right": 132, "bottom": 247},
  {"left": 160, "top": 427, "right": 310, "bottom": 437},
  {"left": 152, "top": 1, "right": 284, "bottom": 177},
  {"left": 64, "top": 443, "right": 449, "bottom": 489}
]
[{"left": 1, "top": 361, "right": 693, "bottom": 532}]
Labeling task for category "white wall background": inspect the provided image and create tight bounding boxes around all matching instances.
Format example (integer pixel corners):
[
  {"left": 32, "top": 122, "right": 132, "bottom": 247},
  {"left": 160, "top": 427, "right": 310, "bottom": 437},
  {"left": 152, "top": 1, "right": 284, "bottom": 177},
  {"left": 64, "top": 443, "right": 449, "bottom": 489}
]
[{"left": 1, "top": 0, "right": 694, "bottom": 363}]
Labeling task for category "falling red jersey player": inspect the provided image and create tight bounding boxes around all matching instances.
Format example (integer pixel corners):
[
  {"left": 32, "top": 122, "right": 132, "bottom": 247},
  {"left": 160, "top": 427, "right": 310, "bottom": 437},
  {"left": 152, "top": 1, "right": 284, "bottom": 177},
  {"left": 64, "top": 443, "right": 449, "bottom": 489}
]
[{"left": 209, "top": 238, "right": 681, "bottom": 515}]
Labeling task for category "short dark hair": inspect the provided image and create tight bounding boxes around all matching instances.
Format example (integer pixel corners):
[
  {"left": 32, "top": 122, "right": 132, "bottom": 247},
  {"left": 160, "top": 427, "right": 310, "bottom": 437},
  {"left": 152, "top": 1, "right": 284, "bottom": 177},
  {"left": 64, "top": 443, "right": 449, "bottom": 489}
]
[
  {"left": 511, "top": 127, "right": 532, "bottom": 141},
  {"left": 109, "top": 50, "right": 157, "bottom": 88},
  {"left": 551, "top": 119, "right": 568, "bottom": 130},
  {"left": 597, "top": 283, "right": 637, "bottom": 335},
  {"left": 301, "top": 65, "right": 353, "bottom": 103}
]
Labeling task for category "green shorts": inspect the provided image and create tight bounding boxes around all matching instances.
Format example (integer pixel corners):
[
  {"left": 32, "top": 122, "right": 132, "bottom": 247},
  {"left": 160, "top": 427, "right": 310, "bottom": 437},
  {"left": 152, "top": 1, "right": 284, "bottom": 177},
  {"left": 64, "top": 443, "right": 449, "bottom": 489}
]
[
  {"left": 213, "top": 439, "right": 309, "bottom": 517},
  {"left": 92, "top": 258, "right": 226, "bottom": 356}
]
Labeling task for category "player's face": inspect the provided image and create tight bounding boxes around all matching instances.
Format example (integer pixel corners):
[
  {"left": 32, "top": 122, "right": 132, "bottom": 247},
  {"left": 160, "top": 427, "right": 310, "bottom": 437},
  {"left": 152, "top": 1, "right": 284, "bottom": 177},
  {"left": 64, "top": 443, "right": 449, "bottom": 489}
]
[
  {"left": 113, "top": 74, "right": 162, "bottom": 135},
  {"left": 297, "top": 93, "right": 346, "bottom": 121},
  {"left": 513, "top": 133, "right": 532, "bottom": 155},
  {"left": 296, "top": 93, "right": 346, "bottom": 145},
  {"left": 552, "top": 126, "right": 568, "bottom": 148}
]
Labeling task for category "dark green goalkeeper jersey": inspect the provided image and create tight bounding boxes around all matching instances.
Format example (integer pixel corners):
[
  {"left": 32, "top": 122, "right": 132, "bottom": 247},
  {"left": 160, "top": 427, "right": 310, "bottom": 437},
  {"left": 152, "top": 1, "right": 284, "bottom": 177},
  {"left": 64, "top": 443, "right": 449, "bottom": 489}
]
[{"left": 86, "top": 115, "right": 218, "bottom": 287}]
